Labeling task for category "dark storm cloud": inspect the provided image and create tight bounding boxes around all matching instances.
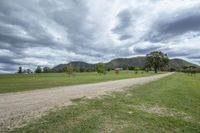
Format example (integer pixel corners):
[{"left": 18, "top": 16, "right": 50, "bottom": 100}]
[
  {"left": 187, "top": 55, "right": 200, "bottom": 59},
  {"left": 42, "top": 0, "right": 117, "bottom": 59},
  {"left": 146, "top": 8, "right": 200, "bottom": 42},
  {"left": 0, "top": 56, "right": 16, "bottom": 65},
  {"left": 0, "top": 65, "right": 17, "bottom": 72},
  {"left": 159, "top": 15, "right": 200, "bottom": 35},
  {"left": 119, "top": 35, "right": 133, "bottom": 41},
  {"left": 0, "top": 0, "right": 117, "bottom": 70},
  {"left": 0, "top": 0, "right": 77, "bottom": 49},
  {"left": 49, "top": 2, "right": 91, "bottom": 38},
  {"left": 111, "top": 9, "right": 139, "bottom": 41},
  {"left": 0, "top": 0, "right": 200, "bottom": 73},
  {"left": 134, "top": 45, "right": 161, "bottom": 54},
  {"left": 112, "top": 9, "right": 132, "bottom": 33},
  {"left": 0, "top": 0, "right": 100, "bottom": 72},
  {"left": 166, "top": 51, "right": 190, "bottom": 57},
  {"left": 0, "top": 56, "right": 19, "bottom": 73}
]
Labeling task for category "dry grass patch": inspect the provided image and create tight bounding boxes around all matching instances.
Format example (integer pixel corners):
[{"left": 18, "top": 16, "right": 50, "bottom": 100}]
[
  {"left": 128, "top": 104, "right": 196, "bottom": 123},
  {"left": 99, "top": 117, "right": 130, "bottom": 133}
]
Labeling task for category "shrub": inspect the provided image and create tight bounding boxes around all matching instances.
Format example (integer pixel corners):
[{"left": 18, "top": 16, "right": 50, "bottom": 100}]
[{"left": 97, "top": 63, "right": 106, "bottom": 75}]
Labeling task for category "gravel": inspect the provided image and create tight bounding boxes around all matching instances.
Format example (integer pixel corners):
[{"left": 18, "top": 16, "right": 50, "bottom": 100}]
[{"left": 0, "top": 73, "right": 173, "bottom": 132}]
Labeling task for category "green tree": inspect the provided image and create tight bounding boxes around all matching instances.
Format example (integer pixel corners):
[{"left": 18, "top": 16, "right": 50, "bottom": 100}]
[
  {"left": 128, "top": 66, "right": 135, "bottom": 71},
  {"left": 65, "top": 63, "right": 74, "bottom": 77},
  {"left": 43, "top": 67, "right": 51, "bottom": 73},
  {"left": 144, "top": 60, "right": 152, "bottom": 72},
  {"left": 35, "top": 66, "right": 42, "bottom": 73},
  {"left": 146, "top": 51, "right": 169, "bottom": 73},
  {"left": 18, "top": 66, "right": 22, "bottom": 74},
  {"left": 79, "top": 68, "right": 85, "bottom": 72},
  {"left": 97, "top": 63, "right": 106, "bottom": 75}
]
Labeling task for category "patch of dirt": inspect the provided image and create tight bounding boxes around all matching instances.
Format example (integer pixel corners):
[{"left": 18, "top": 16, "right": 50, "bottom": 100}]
[
  {"left": 71, "top": 96, "right": 87, "bottom": 103},
  {"left": 0, "top": 73, "right": 173, "bottom": 132}
]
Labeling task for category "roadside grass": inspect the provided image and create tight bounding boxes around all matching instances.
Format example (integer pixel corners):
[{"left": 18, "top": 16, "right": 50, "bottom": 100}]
[
  {"left": 10, "top": 73, "right": 200, "bottom": 133},
  {"left": 0, "top": 71, "right": 156, "bottom": 93}
]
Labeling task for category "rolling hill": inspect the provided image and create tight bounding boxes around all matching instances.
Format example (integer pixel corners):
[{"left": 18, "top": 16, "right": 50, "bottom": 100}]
[
  {"left": 106, "top": 57, "right": 146, "bottom": 69},
  {"left": 52, "top": 61, "right": 96, "bottom": 72},
  {"left": 52, "top": 57, "right": 198, "bottom": 72}
]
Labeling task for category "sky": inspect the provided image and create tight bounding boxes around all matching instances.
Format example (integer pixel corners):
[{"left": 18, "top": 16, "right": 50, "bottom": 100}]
[{"left": 0, "top": 0, "right": 200, "bottom": 73}]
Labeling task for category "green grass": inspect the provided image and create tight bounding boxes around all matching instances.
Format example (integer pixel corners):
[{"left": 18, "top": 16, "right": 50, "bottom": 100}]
[
  {"left": 0, "top": 71, "right": 156, "bottom": 93},
  {"left": 10, "top": 73, "right": 200, "bottom": 133}
]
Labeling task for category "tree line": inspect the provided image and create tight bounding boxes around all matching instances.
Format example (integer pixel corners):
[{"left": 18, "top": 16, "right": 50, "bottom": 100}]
[
  {"left": 17, "top": 66, "right": 52, "bottom": 74},
  {"left": 17, "top": 51, "right": 199, "bottom": 75},
  {"left": 181, "top": 66, "right": 200, "bottom": 75}
]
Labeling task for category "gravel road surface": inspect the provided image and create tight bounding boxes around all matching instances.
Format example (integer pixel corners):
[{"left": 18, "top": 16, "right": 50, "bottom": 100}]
[{"left": 0, "top": 73, "right": 173, "bottom": 132}]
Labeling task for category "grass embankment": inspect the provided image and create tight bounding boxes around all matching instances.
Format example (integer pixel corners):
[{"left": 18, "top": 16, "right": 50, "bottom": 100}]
[
  {"left": 11, "top": 73, "right": 200, "bottom": 133},
  {"left": 0, "top": 71, "right": 156, "bottom": 93}
]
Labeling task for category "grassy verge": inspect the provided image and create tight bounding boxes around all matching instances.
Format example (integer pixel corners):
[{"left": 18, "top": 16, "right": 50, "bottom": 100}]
[
  {"left": 10, "top": 73, "right": 200, "bottom": 133},
  {"left": 0, "top": 71, "right": 156, "bottom": 93}
]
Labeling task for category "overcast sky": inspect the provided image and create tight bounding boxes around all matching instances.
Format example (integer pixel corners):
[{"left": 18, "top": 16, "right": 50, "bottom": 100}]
[{"left": 0, "top": 0, "right": 200, "bottom": 73}]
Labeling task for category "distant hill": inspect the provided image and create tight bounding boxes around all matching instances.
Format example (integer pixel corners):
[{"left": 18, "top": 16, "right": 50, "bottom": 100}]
[
  {"left": 52, "top": 61, "right": 96, "bottom": 72},
  {"left": 106, "top": 57, "right": 146, "bottom": 69},
  {"left": 52, "top": 57, "right": 198, "bottom": 72},
  {"left": 168, "top": 59, "right": 198, "bottom": 69}
]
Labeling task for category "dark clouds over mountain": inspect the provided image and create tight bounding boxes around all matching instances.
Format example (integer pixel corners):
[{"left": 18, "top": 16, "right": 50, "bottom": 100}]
[{"left": 0, "top": 0, "right": 200, "bottom": 73}]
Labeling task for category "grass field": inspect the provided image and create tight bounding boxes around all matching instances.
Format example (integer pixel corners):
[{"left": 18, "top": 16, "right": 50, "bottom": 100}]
[
  {"left": 10, "top": 73, "right": 200, "bottom": 133},
  {"left": 0, "top": 71, "right": 156, "bottom": 93}
]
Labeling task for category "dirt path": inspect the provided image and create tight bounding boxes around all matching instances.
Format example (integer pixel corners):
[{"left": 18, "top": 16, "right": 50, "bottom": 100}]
[{"left": 0, "top": 73, "right": 173, "bottom": 132}]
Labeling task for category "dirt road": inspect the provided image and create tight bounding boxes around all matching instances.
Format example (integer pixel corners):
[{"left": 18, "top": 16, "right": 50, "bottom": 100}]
[{"left": 0, "top": 73, "right": 173, "bottom": 132}]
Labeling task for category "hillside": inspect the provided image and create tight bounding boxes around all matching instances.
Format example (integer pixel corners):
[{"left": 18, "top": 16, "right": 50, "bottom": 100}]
[
  {"left": 106, "top": 57, "right": 146, "bottom": 69},
  {"left": 168, "top": 59, "right": 198, "bottom": 69},
  {"left": 52, "top": 57, "right": 198, "bottom": 72},
  {"left": 53, "top": 61, "right": 96, "bottom": 72}
]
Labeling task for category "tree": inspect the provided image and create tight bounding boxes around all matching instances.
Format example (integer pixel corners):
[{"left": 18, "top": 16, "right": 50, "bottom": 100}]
[
  {"left": 65, "top": 63, "right": 74, "bottom": 77},
  {"left": 107, "top": 68, "right": 111, "bottom": 72},
  {"left": 35, "top": 66, "right": 42, "bottom": 73},
  {"left": 145, "top": 51, "right": 169, "bottom": 73},
  {"left": 182, "top": 66, "right": 200, "bottom": 75},
  {"left": 43, "top": 67, "right": 51, "bottom": 73},
  {"left": 97, "top": 63, "right": 106, "bottom": 75},
  {"left": 144, "top": 60, "right": 151, "bottom": 72},
  {"left": 79, "top": 68, "right": 85, "bottom": 72},
  {"left": 128, "top": 66, "right": 135, "bottom": 71},
  {"left": 18, "top": 66, "right": 23, "bottom": 74}
]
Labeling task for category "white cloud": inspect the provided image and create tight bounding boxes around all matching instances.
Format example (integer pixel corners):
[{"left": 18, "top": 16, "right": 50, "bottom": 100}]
[{"left": 0, "top": 0, "right": 200, "bottom": 73}]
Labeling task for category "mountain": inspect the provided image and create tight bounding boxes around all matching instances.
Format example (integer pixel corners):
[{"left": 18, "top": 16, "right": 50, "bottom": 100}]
[
  {"left": 168, "top": 59, "right": 198, "bottom": 69},
  {"left": 52, "top": 61, "right": 96, "bottom": 72},
  {"left": 106, "top": 57, "right": 197, "bottom": 70},
  {"left": 106, "top": 57, "right": 146, "bottom": 69},
  {"left": 52, "top": 57, "right": 198, "bottom": 72}
]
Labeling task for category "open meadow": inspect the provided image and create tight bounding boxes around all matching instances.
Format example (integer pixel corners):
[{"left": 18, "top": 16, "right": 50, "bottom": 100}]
[
  {"left": 0, "top": 71, "right": 156, "bottom": 93},
  {"left": 9, "top": 73, "right": 200, "bottom": 133},
  {"left": 1, "top": 1, "right": 200, "bottom": 132}
]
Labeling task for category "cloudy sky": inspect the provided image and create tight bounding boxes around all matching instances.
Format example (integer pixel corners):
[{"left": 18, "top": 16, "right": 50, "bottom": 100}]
[{"left": 0, "top": 0, "right": 200, "bottom": 73}]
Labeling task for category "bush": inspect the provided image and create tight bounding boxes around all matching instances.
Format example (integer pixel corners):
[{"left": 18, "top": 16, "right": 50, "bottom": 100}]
[
  {"left": 65, "top": 64, "right": 74, "bottom": 77},
  {"left": 43, "top": 67, "right": 51, "bottom": 73},
  {"left": 35, "top": 66, "right": 42, "bottom": 73},
  {"left": 181, "top": 66, "right": 200, "bottom": 75},
  {"left": 128, "top": 66, "right": 135, "bottom": 71},
  {"left": 97, "top": 63, "right": 106, "bottom": 75}
]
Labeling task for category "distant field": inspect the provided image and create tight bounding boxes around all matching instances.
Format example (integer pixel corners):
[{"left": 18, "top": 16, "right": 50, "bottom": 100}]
[
  {"left": 0, "top": 71, "right": 156, "bottom": 93},
  {"left": 11, "top": 73, "right": 200, "bottom": 133}
]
